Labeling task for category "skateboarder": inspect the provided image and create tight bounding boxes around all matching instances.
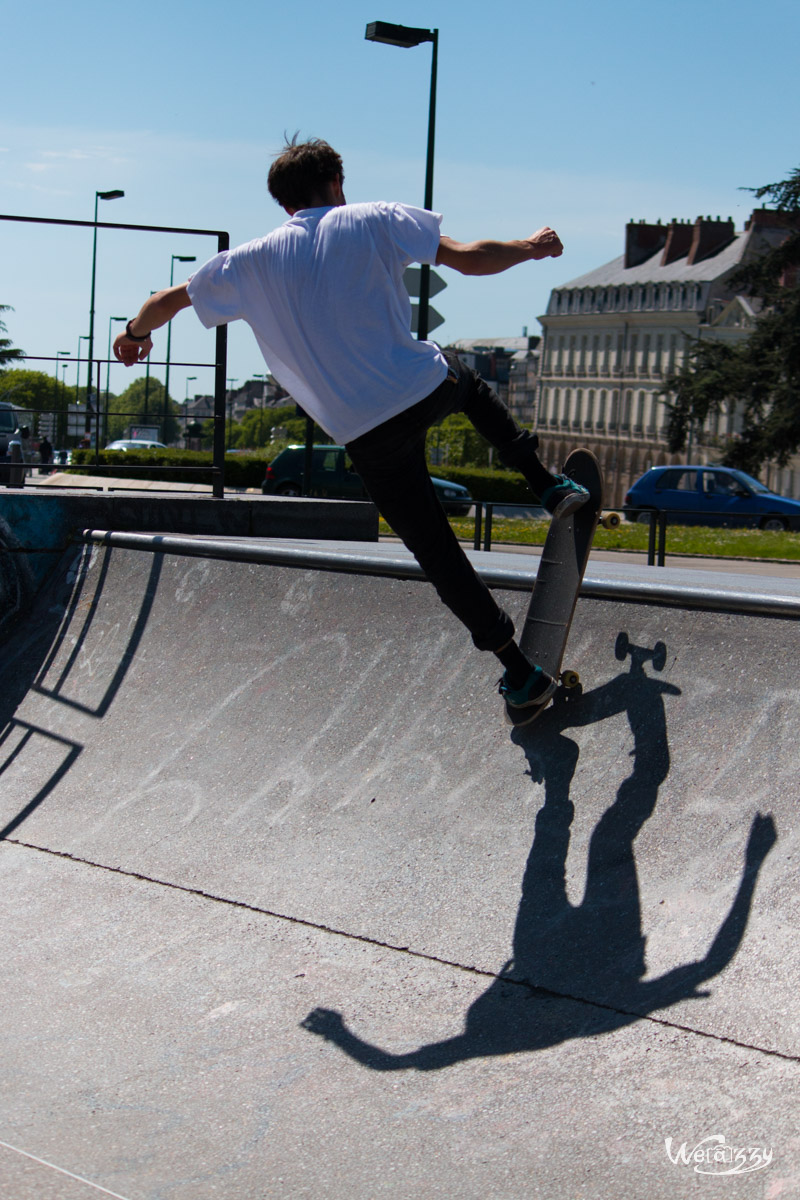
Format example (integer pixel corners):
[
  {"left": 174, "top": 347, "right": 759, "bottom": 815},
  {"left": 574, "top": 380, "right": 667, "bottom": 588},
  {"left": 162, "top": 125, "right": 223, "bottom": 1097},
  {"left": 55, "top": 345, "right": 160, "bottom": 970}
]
[{"left": 113, "top": 137, "right": 588, "bottom": 718}]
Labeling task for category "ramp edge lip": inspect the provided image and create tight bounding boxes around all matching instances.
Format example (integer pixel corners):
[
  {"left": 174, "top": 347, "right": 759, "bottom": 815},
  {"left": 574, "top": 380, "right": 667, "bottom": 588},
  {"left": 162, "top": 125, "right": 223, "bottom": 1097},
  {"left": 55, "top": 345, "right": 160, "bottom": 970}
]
[{"left": 77, "top": 529, "right": 800, "bottom": 618}]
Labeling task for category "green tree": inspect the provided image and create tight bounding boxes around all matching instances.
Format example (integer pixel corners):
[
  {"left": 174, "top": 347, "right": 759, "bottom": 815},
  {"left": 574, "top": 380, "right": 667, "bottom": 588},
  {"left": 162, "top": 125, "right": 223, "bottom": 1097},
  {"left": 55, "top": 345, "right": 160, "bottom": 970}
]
[
  {"left": 228, "top": 403, "right": 304, "bottom": 449},
  {"left": 426, "top": 413, "right": 492, "bottom": 468},
  {"left": 0, "top": 305, "right": 25, "bottom": 367},
  {"left": 108, "top": 376, "right": 181, "bottom": 444},
  {"left": 0, "top": 367, "right": 72, "bottom": 411},
  {"left": 664, "top": 167, "right": 800, "bottom": 474}
]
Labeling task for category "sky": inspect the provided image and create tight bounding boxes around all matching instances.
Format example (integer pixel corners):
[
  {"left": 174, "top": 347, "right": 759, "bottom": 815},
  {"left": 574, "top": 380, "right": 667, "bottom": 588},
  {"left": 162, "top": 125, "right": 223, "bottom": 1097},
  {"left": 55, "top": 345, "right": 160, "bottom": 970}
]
[{"left": 1, "top": 0, "right": 798, "bottom": 410}]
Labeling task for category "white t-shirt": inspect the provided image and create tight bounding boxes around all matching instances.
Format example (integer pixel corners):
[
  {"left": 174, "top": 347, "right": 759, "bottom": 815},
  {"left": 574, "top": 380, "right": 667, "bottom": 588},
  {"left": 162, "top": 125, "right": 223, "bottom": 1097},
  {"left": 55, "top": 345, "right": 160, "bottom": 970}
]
[{"left": 187, "top": 201, "right": 448, "bottom": 443}]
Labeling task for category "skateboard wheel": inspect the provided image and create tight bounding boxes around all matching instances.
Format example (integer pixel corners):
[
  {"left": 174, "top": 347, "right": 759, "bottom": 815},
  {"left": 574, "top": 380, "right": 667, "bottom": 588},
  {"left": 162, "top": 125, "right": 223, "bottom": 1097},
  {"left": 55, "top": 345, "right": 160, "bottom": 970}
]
[
  {"left": 602, "top": 511, "right": 621, "bottom": 529},
  {"left": 614, "top": 632, "right": 629, "bottom": 661},
  {"left": 561, "top": 669, "right": 580, "bottom": 689},
  {"left": 652, "top": 641, "right": 667, "bottom": 672}
]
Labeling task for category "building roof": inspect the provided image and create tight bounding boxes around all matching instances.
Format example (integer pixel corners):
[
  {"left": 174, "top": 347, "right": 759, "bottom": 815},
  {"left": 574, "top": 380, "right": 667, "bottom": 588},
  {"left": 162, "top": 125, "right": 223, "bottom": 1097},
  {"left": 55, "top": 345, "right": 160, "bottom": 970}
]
[
  {"left": 448, "top": 336, "right": 537, "bottom": 353},
  {"left": 555, "top": 221, "right": 788, "bottom": 291}
]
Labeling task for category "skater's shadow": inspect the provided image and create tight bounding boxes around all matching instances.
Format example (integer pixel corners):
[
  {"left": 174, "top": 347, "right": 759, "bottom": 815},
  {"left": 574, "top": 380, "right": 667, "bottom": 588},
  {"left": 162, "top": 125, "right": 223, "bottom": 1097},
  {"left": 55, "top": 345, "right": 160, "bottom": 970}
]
[{"left": 301, "top": 635, "right": 776, "bottom": 1070}]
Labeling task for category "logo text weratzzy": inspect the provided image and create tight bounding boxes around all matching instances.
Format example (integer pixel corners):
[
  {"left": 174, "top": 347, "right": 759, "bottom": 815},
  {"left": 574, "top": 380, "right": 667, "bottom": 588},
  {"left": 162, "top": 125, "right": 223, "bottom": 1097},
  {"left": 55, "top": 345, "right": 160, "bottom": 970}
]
[{"left": 665, "top": 1135, "right": 772, "bottom": 1176}]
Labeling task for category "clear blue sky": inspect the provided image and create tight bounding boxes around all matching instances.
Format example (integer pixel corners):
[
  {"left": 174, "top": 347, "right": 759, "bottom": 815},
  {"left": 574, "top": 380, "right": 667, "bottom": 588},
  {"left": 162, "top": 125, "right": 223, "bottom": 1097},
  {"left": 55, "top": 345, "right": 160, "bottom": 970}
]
[{"left": 2, "top": 0, "right": 798, "bottom": 405}]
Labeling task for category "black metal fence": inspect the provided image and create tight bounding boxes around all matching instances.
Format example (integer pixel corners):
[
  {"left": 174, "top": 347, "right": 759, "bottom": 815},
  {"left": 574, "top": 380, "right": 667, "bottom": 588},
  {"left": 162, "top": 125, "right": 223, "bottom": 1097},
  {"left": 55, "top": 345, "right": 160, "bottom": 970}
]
[{"left": 1, "top": 212, "right": 229, "bottom": 497}]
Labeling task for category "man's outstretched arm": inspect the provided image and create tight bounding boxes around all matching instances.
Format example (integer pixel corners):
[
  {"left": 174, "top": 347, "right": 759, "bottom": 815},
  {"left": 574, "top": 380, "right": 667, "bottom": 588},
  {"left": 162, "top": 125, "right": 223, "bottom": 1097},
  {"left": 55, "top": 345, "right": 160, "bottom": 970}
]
[
  {"left": 436, "top": 227, "right": 563, "bottom": 276},
  {"left": 113, "top": 283, "right": 193, "bottom": 366}
]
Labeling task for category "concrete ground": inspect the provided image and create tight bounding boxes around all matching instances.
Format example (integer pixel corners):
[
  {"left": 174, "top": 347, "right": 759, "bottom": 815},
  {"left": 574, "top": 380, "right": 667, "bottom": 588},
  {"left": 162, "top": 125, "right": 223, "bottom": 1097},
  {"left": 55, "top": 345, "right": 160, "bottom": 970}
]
[{"left": 1, "top": 539, "right": 799, "bottom": 1199}]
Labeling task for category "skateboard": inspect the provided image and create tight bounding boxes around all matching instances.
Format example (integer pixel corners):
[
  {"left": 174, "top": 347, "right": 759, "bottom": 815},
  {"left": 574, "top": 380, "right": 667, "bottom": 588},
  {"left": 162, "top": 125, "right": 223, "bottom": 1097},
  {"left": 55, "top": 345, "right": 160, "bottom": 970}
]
[{"left": 507, "top": 448, "right": 605, "bottom": 727}]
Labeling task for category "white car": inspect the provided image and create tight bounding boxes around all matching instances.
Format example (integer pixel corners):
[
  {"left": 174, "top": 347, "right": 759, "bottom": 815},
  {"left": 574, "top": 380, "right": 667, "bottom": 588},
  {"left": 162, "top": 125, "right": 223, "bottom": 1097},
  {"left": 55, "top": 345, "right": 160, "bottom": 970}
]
[{"left": 106, "top": 439, "right": 167, "bottom": 451}]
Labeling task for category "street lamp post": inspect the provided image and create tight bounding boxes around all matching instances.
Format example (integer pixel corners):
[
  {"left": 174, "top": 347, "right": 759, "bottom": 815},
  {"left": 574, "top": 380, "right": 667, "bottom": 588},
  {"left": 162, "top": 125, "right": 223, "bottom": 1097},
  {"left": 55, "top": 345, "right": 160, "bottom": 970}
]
[
  {"left": 227, "top": 378, "right": 238, "bottom": 450},
  {"left": 365, "top": 20, "right": 438, "bottom": 340},
  {"left": 54, "top": 351, "right": 70, "bottom": 444},
  {"left": 253, "top": 372, "right": 267, "bottom": 445},
  {"left": 164, "top": 254, "right": 197, "bottom": 444},
  {"left": 184, "top": 376, "right": 197, "bottom": 441},
  {"left": 105, "top": 316, "right": 126, "bottom": 446},
  {"left": 76, "top": 335, "right": 90, "bottom": 399},
  {"left": 86, "top": 189, "right": 124, "bottom": 434}
]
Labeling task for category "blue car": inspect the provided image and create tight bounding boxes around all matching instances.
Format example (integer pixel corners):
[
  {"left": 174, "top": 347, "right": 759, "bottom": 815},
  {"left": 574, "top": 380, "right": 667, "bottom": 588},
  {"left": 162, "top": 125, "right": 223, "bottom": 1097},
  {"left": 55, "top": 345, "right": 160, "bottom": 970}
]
[{"left": 624, "top": 465, "right": 800, "bottom": 531}]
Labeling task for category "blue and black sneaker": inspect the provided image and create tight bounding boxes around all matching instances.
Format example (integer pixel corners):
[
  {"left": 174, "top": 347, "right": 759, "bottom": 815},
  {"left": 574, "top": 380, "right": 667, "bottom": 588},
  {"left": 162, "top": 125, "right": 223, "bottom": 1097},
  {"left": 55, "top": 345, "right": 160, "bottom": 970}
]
[
  {"left": 498, "top": 665, "right": 558, "bottom": 725},
  {"left": 540, "top": 474, "right": 590, "bottom": 519}
]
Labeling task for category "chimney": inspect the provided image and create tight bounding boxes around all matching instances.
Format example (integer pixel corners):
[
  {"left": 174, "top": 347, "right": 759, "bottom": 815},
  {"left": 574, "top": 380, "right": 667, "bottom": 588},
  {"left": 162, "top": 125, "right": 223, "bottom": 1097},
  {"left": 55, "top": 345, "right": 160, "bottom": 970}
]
[
  {"left": 686, "top": 215, "right": 735, "bottom": 265},
  {"left": 745, "top": 207, "right": 800, "bottom": 232},
  {"left": 660, "top": 219, "right": 694, "bottom": 265},
  {"left": 624, "top": 219, "right": 667, "bottom": 269}
]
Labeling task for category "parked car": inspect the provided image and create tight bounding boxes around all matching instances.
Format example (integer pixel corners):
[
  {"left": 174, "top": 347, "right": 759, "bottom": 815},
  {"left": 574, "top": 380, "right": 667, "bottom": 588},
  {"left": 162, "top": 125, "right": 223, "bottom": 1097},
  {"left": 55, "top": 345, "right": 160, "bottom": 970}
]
[
  {"left": 105, "top": 439, "right": 167, "bottom": 451},
  {"left": 262, "top": 444, "right": 473, "bottom": 515},
  {"left": 624, "top": 465, "right": 800, "bottom": 531}
]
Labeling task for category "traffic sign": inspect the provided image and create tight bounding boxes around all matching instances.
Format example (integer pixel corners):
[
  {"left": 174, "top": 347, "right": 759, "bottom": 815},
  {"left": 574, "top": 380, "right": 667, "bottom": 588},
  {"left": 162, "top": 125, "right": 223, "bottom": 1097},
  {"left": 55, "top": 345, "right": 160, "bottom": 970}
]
[
  {"left": 410, "top": 304, "right": 444, "bottom": 335},
  {"left": 403, "top": 267, "right": 447, "bottom": 298}
]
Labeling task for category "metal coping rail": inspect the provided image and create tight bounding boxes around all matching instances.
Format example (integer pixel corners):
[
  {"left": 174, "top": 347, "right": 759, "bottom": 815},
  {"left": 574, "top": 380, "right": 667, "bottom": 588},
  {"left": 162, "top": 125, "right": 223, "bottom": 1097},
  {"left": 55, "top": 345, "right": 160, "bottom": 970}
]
[{"left": 76, "top": 529, "right": 800, "bottom": 618}]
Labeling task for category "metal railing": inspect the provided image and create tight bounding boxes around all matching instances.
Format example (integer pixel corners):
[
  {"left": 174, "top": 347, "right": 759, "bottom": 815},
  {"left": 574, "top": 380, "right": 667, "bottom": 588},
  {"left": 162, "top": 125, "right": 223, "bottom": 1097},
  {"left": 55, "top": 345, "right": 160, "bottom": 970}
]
[
  {"left": 1, "top": 211, "right": 229, "bottom": 496},
  {"left": 468, "top": 503, "right": 777, "bottom": 567}
]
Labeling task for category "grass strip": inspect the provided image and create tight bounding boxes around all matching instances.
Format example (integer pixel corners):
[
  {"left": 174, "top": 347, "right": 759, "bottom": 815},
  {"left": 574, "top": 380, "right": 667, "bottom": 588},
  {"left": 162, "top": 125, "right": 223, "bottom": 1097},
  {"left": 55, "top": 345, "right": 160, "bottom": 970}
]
[{"left": 379, "top": 516, "right": 800, "bottom": 561}]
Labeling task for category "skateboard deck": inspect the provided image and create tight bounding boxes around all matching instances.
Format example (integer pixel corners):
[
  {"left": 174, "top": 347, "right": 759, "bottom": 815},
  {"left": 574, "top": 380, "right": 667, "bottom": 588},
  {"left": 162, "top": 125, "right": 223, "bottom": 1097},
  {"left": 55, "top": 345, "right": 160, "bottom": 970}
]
[{"left": 509, "top": 448, "right": 604, "bottom": 727}]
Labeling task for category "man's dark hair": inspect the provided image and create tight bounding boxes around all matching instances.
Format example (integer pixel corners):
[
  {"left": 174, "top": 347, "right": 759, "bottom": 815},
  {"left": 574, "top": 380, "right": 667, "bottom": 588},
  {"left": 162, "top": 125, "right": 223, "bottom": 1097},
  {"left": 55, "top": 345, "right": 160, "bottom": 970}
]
[{"left": 267, "top": 136, "right": 344, "bottom": 210}]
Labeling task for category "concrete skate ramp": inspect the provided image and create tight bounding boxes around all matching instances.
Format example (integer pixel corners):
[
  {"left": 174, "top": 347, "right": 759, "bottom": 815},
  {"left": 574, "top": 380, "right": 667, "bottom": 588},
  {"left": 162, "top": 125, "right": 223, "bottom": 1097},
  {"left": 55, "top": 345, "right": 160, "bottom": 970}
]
[{"left": 1, "top": 541, "right": 798, "bottom": 1196}]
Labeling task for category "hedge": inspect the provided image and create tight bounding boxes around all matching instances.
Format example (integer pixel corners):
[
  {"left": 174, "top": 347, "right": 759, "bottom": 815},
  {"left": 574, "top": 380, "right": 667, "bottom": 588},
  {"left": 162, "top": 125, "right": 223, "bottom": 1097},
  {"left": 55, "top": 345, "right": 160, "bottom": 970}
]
[
  {"left": 68, "top": 448, "right": 533, "bottom": 501},
  {"left": 69, "top": 449, "right": 272, "bottom": 489},
  {"left": 425, "top": 464, "right": 532, "bottom": 504}
]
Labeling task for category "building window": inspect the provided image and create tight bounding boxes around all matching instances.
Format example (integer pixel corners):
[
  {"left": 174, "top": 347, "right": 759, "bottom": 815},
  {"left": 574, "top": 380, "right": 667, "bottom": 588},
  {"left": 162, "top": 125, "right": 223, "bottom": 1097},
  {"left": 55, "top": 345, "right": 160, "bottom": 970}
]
[
  {"left": 622, "top": 390, "right": 633, "bottom": 431},
  {"left": 654, "top": 334, "right": 664, "bottom": 375},
  {"left": 635, "top": 391, "right": 646, "bottom": 433},
  {"left": 586, "top": 390, "right": 595, "bottom": 428},
  {"left": 551, "top": 388, "right": 560, "bottom": 426},
  {"left": 641, "top": 334, "right": 651, "bottom": 377},
  {"left": 561, "top": 389, "right": 571, "bottom": 427},
  {"left": 598, "top": 390, "right": 607, "bottom": 428},
  {"left": 603, "top": 335, "right": 612, "bottom": 375},
  {"left": 627, "top": 334, "right": 638, "bottom": 374},
  {"left": 609, "top": 390, "right": 619, "bottom": 430}
]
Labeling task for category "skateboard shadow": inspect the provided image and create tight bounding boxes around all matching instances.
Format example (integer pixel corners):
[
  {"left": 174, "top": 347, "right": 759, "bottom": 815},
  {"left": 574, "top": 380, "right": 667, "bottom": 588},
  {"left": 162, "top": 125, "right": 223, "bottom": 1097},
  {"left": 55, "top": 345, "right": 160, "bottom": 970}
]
[{"left": 300, "top": 635, "right": 776, "bottom": 1070}]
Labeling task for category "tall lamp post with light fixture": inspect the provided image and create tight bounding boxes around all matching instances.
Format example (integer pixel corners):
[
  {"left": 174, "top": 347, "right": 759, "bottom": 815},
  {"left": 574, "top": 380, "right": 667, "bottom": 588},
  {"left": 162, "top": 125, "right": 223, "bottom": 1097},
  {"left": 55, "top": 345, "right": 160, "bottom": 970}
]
[
  {"left": 105, "top": 316, "right": 126, "bottom": 446},
  {"left": 365, "top": 20, "right": 438, "bottom": 340},
  {"left": 184, "top": 376, "right": 197, "bottom": 441},
  {"left": 86, "top": 189, "right": 124, "bottom": 438},
  {"left": 164, "top": 254, "right": 196, "bottom": 443},
  {"left": 253, "top": 372, "right": 267, "bottom": 445}
]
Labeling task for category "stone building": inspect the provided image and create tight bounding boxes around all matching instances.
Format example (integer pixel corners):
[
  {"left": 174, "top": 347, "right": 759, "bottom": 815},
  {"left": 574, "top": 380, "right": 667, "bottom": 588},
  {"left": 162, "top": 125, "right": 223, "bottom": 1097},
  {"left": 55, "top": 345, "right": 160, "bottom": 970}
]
[
  {"left": 445, "top": 335, "right": 540, "bottom": 423},
  {"left": 535, "top": 209, "right": 794, "bottom": 506}
]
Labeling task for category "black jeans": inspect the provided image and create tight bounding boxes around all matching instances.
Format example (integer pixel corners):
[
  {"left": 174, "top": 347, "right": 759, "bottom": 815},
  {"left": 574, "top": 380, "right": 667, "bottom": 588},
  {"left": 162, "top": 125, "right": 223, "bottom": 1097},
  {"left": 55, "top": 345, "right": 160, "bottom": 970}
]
[{"left": 346, "top": 352, "right": 546, "bottom": 653}]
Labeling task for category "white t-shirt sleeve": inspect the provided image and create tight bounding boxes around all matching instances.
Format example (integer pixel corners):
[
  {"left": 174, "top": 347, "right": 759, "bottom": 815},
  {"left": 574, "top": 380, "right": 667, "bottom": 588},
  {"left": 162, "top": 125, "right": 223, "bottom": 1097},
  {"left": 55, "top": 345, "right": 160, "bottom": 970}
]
[
  {"left": 381, "top": 203, "right": 442, "bottom": 266},
  {"left": 187, "top": 251, "right": 245, "bottom": 329}
]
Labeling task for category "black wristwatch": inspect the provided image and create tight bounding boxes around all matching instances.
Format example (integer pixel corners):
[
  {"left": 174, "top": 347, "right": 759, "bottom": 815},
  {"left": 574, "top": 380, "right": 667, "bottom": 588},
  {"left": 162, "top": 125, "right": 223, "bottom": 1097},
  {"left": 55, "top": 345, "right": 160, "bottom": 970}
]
[{"left": 125, "top": 320, "right": 151, "bottom": 341}]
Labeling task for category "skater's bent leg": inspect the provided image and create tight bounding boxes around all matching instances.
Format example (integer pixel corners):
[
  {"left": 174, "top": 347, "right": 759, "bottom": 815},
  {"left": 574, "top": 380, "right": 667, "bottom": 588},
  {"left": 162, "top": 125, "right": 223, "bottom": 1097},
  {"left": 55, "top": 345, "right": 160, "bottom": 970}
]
[
  {"left": 445, "top": 353, "right": 557, "bottom": 498},
  {"left": 347, "top": 433, "right": 519, "bottom": 659}
]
